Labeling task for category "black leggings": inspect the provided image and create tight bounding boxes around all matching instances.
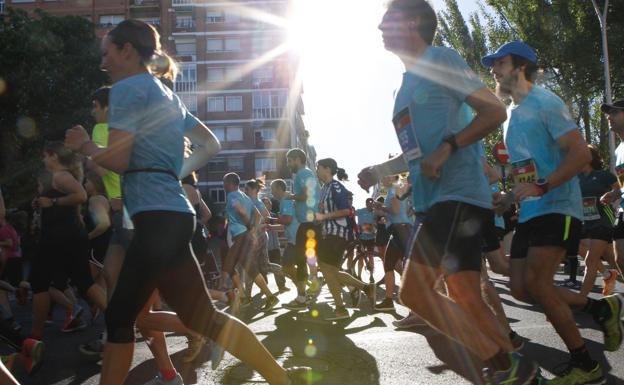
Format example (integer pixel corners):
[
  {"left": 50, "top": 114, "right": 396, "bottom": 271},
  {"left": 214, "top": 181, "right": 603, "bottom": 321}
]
[
  {"left": 294, "top": 223, "right": 321, "bottom": 282},
  {"left": 105, "top": 211, "right": 228, "bottom": 343},
  {"left": 384, "top": 224, "right": 410, "bottom": 273}
]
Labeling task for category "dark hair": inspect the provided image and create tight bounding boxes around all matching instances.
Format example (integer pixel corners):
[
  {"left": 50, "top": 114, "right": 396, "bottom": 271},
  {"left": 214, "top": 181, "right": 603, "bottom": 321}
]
[
  {"left": 223, "top": 172, "right": 240, "bottom": 186},
  {"left": 317, "top": 158, "right": 348, "bottom": 181},
  {"left": 181, "top": 171, "right": 198, "bottom": 187},
  {"left": 286, "top": 148, "right": 307, "bottom": 164},
  {"left": 92, "top": 86, "right": 111, "bottom": 108},
  {"left": 44, "top": 141, "right": 83, "bottom": 182},
  {"left": 387, "top": 0, "right": 438, "bottom": 45},
  {"left": 107, "top": 19, "right": 178, "bottom": 81},
  {"left": 271, "top": 179, "right": 287, "bottom": 192},
  {"left": 588, "top": 144, "right": 604, "bottom": 170},
  {"left": 376, "top": 196, "right": 385, "bottom": 203},
  {"left": 510, "top": 54, "right": 538, "bottom": 82},
  {"left": 246, "top": 179, "right": 265, "bottom": 191}
]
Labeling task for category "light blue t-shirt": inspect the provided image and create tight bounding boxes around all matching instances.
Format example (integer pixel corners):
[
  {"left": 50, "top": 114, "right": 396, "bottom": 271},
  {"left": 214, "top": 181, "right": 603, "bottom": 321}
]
[
  {"left": 355, "top": 208, "right": 376, "bottom": 241},
  {"left": 226, "top": 190, "right": 254, "bottom": 238},
  {"left": 392, "top": 46, "right": 491, "bottom": 212},
  {"left": 614, "top": 143, "right": 624, "bottom": 210},
  {"left": 503, "top": 85, "right": 582, "bottom": 222},
  {"left": 384, "top": 187, "right": 413, "bottom": 225},
  {"left": 279, "top": 198, "right": 299, "bottom": 245},
  {"left": 293, "top": 167, "right": 320, "bottom": 223},
  {"left": 109, "top": 73, "right": 202, "bottom": 217},
  {"left": 490, "top": 184, "right": 505, "bottom": 229}
]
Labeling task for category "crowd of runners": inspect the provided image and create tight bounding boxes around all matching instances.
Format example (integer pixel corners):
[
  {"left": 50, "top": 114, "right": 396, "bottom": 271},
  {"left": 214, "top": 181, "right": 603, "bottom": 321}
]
[{"left": 0, "top": 0, "right": 623, "bottom": 384}]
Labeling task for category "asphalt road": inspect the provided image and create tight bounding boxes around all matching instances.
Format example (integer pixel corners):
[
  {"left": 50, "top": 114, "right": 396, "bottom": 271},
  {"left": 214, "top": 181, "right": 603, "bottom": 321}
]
[{"left": 5, "top": 267, "right": 624, "bottom": 385}]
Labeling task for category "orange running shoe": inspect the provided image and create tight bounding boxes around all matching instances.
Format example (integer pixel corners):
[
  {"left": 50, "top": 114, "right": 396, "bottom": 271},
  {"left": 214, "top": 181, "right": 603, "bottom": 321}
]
[{"left": 603, "top": 269, "right": 619, "bottom": 296}]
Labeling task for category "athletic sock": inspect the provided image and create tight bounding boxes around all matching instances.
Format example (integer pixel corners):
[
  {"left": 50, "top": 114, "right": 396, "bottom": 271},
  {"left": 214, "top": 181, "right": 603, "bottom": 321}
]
[
  {"left": 583, "top": 297, "right": 611, "bottom": 321},
  {"left": 160, "top": 368, "right": 177, "bottom": 381},
  {"left": 486, "top": 349, "right": 511, "bottom": 372},
  {"left": 570, "top": 345, "right": 595, "bottom": 372}
]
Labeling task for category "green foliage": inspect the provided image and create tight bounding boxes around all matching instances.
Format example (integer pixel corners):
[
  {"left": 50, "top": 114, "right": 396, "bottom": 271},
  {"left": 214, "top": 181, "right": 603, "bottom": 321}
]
[
  {"left": 435, "top": 0, "right": 624, "bottom": 166},
  {"left": 0, "top": 9, "right": 107, "bottom": 208}
]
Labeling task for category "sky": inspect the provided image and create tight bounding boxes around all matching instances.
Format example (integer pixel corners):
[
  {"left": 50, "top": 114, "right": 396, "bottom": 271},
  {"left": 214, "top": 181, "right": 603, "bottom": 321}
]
[{"left": 290, "top": 0, "right": 484, "bottom": 206}]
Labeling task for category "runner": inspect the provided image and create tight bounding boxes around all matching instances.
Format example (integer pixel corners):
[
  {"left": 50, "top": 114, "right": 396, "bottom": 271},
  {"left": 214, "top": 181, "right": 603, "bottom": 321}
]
[
  {"left": 65, "top": 19, "right": 309, "bottom": 385},
  {"left": 602, "top": 100, "right": 624, "bottom": 278},
  {"left": 355, "top": 198, "right": 377, "bottom": 283},
  {"left": 315, "top": 158, "right": 374, "bottom": 320},
  {"left": 269, "top": 180, "right": 300, "bottom": 292},
  {"left": 359, "top": 2, "right": 535, "bottom": 384},
  {"left": 577, "top": 144, "right": 618, "bottom": 297},
  {"left": 484, "top": 41, "right": 623, "bottom": 384},
  {"left": 283, "top": 149, "right": 322, "bottom": 310},
  {"left": 84, "top": 169, "right": 112, "bottom": 289}
]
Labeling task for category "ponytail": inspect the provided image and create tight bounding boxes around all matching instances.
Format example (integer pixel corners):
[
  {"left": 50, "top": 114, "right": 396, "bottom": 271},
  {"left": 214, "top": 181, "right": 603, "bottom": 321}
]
[
  {"left": 151, "top": 51, "right": 178, "bottom": 83},
  {"left": 336, "top": 168, "right": 349, "bottom": 181}
]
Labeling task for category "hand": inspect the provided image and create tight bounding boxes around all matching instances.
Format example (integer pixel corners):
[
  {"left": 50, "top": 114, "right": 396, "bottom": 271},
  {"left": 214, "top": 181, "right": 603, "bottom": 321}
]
[
  {"left": 421, "top": 143, "right": 452, "bottom": 180},
  {"left": 64, "top": 125, "right": 90, "bottom": 152},
  {"left": 314, "top": 212, "right": 326, "bottom": 222},
  {"left": 357, "top": 166, "right": 379, "bottom": 192},
  {"left": 513, "top": 183, "right": 542, "bottom": 202},
  {"left": 36, "top": 197, "right": 53, "bottom": 208},
  {"left": 492, "top": 191, "right": 514, "bottom": 215},
  {"left": 600, "top": 191, "right": 619, "bottom": 205}
]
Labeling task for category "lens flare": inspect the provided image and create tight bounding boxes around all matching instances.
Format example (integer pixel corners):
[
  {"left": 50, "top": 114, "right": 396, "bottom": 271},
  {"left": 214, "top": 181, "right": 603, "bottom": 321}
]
[
  {"left": 304, "top": 344, "right": 317, "bottom": 358},
  {"left": 306, "top": 229, "right": 316, "bottom": 239},
  {"left": 16, "top": 117, "right": 37, "bottom": 139},
  {"left": 311, "top": 309, "right": 319, "bottom": 317}
]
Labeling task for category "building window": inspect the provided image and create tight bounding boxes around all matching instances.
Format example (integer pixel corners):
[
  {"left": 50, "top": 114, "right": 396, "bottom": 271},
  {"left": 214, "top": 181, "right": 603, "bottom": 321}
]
[
  {"left": 207, "top": 67, "right": 225, "bottom": 83},
  {"left": 0, "top": 0, "right": 5, "bottom": 11},
  {"left": 252, "top": 91, "right": 287, "bottom": 119},
  {"left": 255, "top": 128, "right": 276, "bottom": 142},
  {"left": 252, "top": 65, "right": 274, "bottom": 85},
  {"left": 10, "top": 0, "right": 35, "bottom": 3},
  {"left": 207, "top": 97, "right": 225, "bottom": 112},
  {"left": 176, "top": 14, "right": 195, "bottom": 29},
  {"left": 99, "top": 15, "right": 124, "bottom": 27},
  {"left": 207, "top": 158, "right": 227, "bottom": 172},
  {"left": 179, "top": 94, "right": 197, "bottom": 114},
  {"left": 206, "top": 10, "right": 224, "bottom": 23},
  {"left": 228, "top": 158, "right": 244, "bottom": 171},
  {"left": 212, "top": 126, "right": 243, "bottom": 142},
  {"left": 209, "top": 188, "right": 226, "bottom": 203},
  {"left": 224, "top": 38, "right": 241, "bottom": 52},
  {"left": 226, "top": 96, "right": 243, "bottom": 112},
  {"left": 175, "top": 64, "right": 197, "bottom": 93},
  {"left": 206, "top": 39, "right": 224, "bottom": 52},
  {"left": 255, "top": 157, "right": 277, "bottom": 175},
  {"left": 225, "top": 67, "right": 243, "bottom": 82},
  {"left": 252, "top": 37, "right": 273, "bottom": 52},
  {"left": 175, "top": 38, "right": 196, "bottom": 57}
]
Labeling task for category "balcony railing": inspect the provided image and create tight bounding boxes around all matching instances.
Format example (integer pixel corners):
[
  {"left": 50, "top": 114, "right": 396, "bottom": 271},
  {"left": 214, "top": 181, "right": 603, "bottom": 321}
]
[
  {"left": 253, "top": 107, "right": 285, "bottom": 120},
  {"left": 175, "top": 18, "right": 196, "bottom": 30},
  {"left": 175, "top": 81, "right": 197, "bottom": 93},
  {"left": 172, "top": 0, "right": 193, "bottom": 5},
  {"left": 130, "top": 0, "right": 159, "bottom": 7}
]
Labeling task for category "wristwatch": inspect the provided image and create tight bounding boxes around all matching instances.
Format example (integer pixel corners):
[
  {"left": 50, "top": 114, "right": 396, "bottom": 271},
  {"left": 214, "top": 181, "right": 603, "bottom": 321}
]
[
  {"left": 442, "top": 134, "right": 459, "bottom": 153},
  {"left": 534, "top": 178, "right": 549, "bottom": 196}
]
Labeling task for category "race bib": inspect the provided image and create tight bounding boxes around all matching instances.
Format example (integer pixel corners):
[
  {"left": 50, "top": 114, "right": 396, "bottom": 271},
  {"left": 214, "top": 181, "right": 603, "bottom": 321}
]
[
  {"left": 615, "top": 163, "right": 624, "bottom": 188},
  {"left": 393, "top": 106, "right": 422, "bottom": 161},
  {"left": 361, "top": 223, "right": 375, "bottom": 235},
  {"left": 582, "top": 196, "right": 600, "bottom": 221},
  {"left": 511, "top": 158, "right": 538, "bottom": 185}
]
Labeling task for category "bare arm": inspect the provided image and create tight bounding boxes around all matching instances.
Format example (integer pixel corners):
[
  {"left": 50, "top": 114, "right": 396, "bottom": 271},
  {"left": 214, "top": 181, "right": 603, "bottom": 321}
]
[
  {"left": 180, "top": 124, "right": 221, "bottom": 178},
  {"left": 52, "top": 171, "right": 88, "bottom": 206},
  {"left": 87, "top": 196, "right": 111, "bottom": 240},
  {"left": 197, "top": 195, "right": 212, "bottom": 226}
]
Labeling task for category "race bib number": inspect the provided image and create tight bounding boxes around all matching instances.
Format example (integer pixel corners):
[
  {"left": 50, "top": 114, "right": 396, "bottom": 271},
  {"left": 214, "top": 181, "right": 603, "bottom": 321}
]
[
  {"left": 393, "top": 107, "right": 422, "bottom": 161},
  {"left": 616, "top": 163, "right": 624, "bottom": 188},
  {"left": 361, "top": 223, "right": 375, "bottom": 234},
  {"left": 582, "top": 196, "right": 600, "bottom": 221},
  {"left": 511, "top": 158, "right": 538, "bottom": 185}
]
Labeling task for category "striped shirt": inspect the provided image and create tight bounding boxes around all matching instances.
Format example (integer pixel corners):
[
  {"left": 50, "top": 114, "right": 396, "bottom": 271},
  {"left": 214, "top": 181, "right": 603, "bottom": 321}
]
[{"left": 319, "top": 180, "right": 353, "bottom": 240}]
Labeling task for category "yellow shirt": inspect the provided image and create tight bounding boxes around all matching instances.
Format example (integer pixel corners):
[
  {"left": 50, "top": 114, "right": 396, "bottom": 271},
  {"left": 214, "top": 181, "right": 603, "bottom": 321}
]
[{"left": 91, "top": 123, "right": 121, "bottom": 199}]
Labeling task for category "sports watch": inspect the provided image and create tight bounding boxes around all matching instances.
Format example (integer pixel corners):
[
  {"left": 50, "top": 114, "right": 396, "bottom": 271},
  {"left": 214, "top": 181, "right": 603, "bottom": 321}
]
[{"left": 534, "top": 178, "right": 549, "bottom": 196}]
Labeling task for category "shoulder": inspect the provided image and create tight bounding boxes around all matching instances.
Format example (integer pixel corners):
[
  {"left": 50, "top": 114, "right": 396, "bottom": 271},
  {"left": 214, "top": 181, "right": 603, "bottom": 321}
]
[
  {"left": 89, "top": 195, "right": 109, "bottom": 208},
  {"left": 53, "top": 170, "right": 77, "bottom": 184}
]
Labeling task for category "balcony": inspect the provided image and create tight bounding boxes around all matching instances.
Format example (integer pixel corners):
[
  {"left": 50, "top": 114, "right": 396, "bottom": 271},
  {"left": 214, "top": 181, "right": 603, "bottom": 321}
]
[
  {"left": 130, "top": 0, "right": 159, "bottom": 8},
  {"left": 175, "top": 17, "right": 196, "bottom": 32},
  {"left": 174, "top": 80, "right": 197, "bottom": 93},
  {"left": 253, "top": 107, "right": 285, "bottom": 120},
  {"left": 0, "top": 1, "right": 4, "bottom": 14},
  {"left": 172, "top": 0, "right": 194, "bottom": 5}
]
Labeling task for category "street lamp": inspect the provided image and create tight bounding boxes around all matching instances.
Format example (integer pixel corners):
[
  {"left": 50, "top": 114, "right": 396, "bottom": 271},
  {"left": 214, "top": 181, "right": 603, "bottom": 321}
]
[{"left": 591, "top": 0, "right": 615, "bottom": 171}]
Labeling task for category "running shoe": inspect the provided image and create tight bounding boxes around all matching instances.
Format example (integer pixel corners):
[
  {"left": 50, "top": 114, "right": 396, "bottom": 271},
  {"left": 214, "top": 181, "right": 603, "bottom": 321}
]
[
  {"left": 260, "top": 295, "right": 279, "bottom": 312},
  {"left": 61, "top": 315, "right": 87, "bottom": 333},
  {"left": 602, "top": 269, "right": 618, "bottom": 296},
  {"left": 325, "top": 307, "right": 349, "bottom": 321},
  {"left": 374, "top": 298, "right": 395, "bottom": 312},
  {"left": 182, "top": 335, "right": 205, "bottom": 363},
  {"left": 548, "top": 362, "right": 605, "bottom": 385},
  {"left": 595, "top": 294, "right": 623, "bottom": 352},
  {"left": 79, "top": 338, "right": 104, "bottom": 357},
  {"left": 392, "top": 313, "right": 427, "bottom": 329},
  {"left": 482, "top": 352, "right": 537, "bottom": 385},
  {"left": 285, "top": 366, "right": 313, "bottom": 385},
  {"left": 143, "top": 373, "right": 184, "bottom": 385},
  {"left": 210, "top": 341, "right": 225, "bottom": 370},
  {"left": 283, "top": 298, "right": 308, "bottom": 311},
  {"left": 21, "top": 338, "right": 44, "bottom": 375}
]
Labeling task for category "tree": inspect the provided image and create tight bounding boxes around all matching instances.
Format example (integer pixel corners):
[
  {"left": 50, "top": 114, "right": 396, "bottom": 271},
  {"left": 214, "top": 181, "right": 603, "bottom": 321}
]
[{"left": 0, "top": 9, "right": 107, "bottom": 208}]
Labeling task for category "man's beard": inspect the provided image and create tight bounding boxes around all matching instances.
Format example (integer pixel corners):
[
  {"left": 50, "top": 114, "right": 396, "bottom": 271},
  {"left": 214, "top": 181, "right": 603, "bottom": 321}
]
[{"left": 495, "top": 74, "right": 516, "bottom": 98}]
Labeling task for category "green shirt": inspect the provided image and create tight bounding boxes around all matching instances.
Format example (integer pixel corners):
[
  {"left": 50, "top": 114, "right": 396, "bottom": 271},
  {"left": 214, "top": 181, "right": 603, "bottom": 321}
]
[{"left": 91, "top": 123, "right": 121, "bottom": 199}]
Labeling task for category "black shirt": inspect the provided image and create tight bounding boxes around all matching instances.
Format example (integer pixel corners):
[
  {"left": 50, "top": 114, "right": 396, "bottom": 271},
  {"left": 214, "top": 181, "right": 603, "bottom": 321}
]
[{"left": 578, "top": 170, "right": 617, "bottom": 229}]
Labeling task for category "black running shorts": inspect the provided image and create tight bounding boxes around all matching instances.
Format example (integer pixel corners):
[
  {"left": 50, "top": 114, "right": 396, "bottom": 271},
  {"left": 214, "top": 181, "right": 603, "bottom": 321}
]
[{"left": 510, "top": 214, "right": 582, "bottom": 259}]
